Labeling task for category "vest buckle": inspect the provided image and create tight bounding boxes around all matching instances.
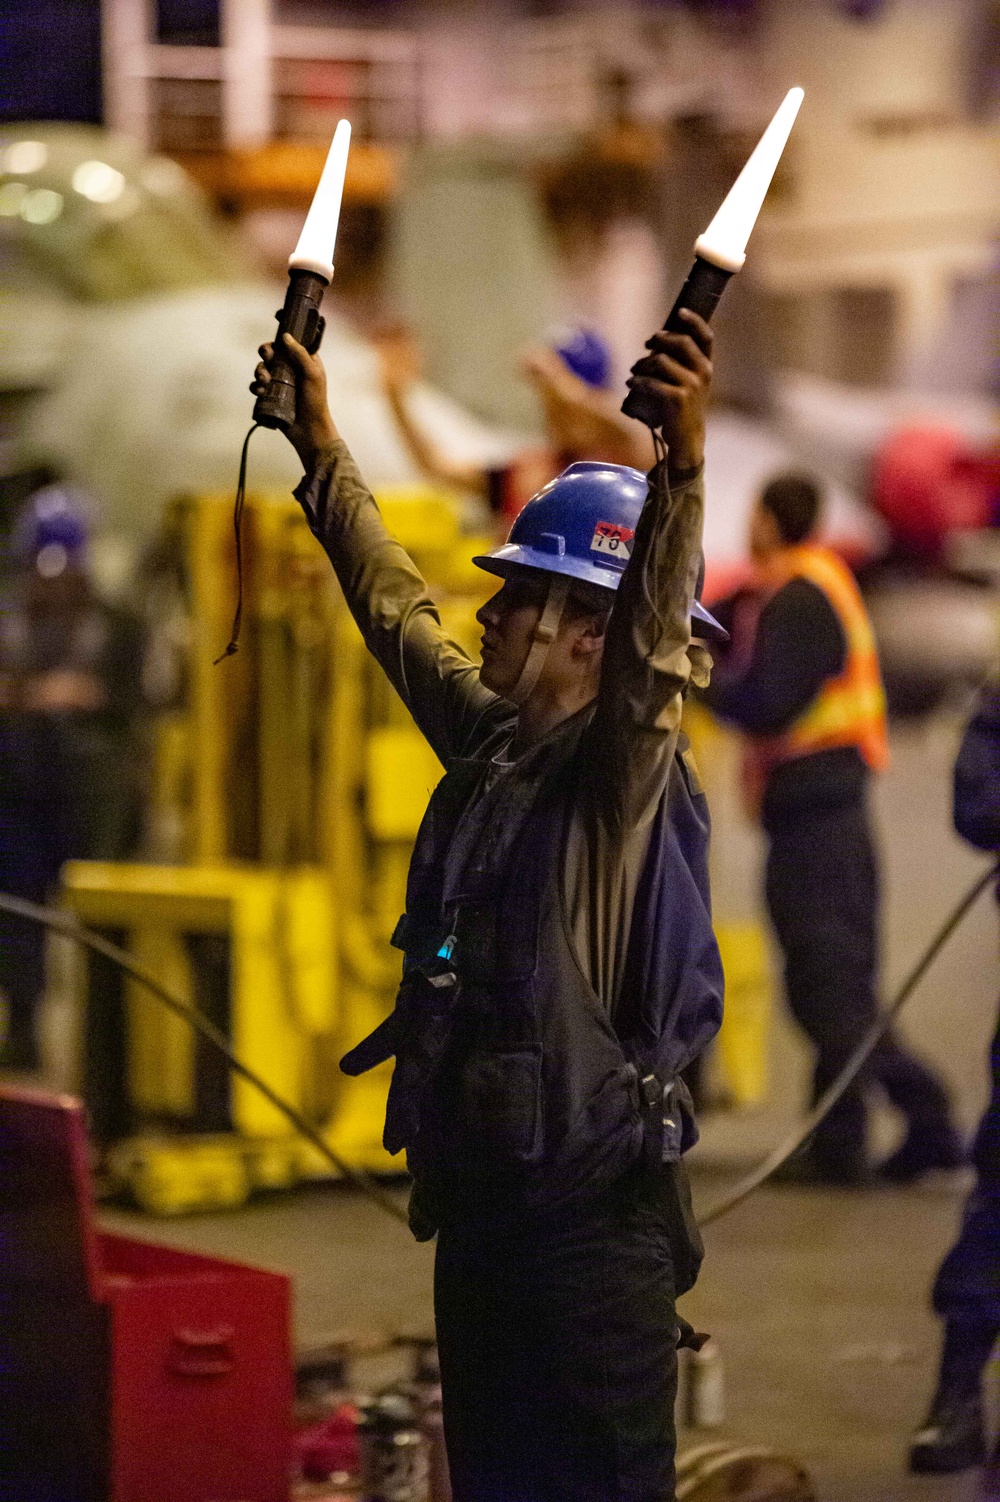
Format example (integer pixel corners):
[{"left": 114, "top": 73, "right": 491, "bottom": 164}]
[{"left": 640, "top": 1072, "right": 662, "bottom": 1110}]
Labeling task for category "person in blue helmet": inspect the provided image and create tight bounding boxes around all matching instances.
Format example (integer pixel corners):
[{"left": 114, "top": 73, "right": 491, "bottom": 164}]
[
  {"left": 0, "top": 485, "right": 144, "bottom": 1073},
  {"left": 252, "top": 308, "right": 725, "bottom": 1502},
  {"left": 375, "top": 320, "right": 653, "bottom": 524},
  {"left": 548, "top": 324, "right": 614, "bottom": 391}
]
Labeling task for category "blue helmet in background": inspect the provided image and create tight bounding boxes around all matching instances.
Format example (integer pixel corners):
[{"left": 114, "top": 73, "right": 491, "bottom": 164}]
[
  {"left": 550, "top": 326, "right": 613, "bottom": 390},
  {"left": 10, "top": 485, "right": 91, "bottom": 573},
  {"left": 473, "top": 461, "right": 727, "bottom": 640}
]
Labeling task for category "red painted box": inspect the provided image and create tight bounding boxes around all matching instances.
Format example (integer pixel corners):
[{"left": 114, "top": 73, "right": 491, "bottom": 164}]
[{"left": 0, "top": 1083, "right": 292, "bottom": 1502}]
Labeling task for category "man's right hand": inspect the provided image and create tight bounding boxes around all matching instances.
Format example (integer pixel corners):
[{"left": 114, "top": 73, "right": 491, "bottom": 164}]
[{"left": 251, "top": 332, "right": 339, "bottom": 472}]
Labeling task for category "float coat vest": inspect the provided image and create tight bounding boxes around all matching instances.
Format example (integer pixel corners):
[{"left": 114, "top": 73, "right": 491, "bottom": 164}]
[
  {"left": 342, "top": 705, "right": 724, "bottom": 1217},
  {"left": 743, "top": 544, "right": 888, "bottom": 808}
]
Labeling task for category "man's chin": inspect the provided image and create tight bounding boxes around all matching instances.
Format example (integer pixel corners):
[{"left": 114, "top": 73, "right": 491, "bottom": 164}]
[{"left": 479, "top": 656, "right": 509, "bottom": 696}]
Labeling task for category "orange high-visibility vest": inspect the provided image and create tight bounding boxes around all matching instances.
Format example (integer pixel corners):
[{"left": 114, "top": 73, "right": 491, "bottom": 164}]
[{"left": 743, "top": 544, "right": 889, "bottom": 806}]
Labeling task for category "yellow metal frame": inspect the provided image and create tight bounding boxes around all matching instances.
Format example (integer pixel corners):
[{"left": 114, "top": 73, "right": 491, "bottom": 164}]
[
  {"left": 63, "top": 862, "right": 336, "bottom": 1137},
  {"left": 63, "top": 485, "right": 499, "bottom": 1210}
]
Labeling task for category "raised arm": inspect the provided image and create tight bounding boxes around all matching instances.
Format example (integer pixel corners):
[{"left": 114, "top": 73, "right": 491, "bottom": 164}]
[
  {"left": 586, "top": 313, "right": 714, "bottom": 832},
  {"left": 252, "top": 334, "right": 498, "bottom": 764}
]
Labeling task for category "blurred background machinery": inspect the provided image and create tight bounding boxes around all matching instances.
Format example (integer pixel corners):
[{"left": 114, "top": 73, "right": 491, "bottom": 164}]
[
  {"left": 3, "top": 3, "right": 998, "bottom": 699},
  {"left": 61, "top": 482, "right": 501, "bottom": 1212},
  {"left": 2, "top": 0, "right": 997, "bottom": 1212}
]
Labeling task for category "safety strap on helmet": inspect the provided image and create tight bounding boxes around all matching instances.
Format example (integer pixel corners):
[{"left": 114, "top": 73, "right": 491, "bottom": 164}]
[{"left": 508, "top": 576, "right": 569, "bottom": 706}]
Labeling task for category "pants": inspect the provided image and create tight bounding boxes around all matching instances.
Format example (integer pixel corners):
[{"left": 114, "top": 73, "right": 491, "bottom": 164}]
[
  {"left": 765, "top": 795, "right": 952, "bottom": 1175},
  {"left": 434, "top": 1161, "right": 693, "bottom": 1502},
  {"left": 934, "top": 1005, "right": 1000, "bottom": 1325},
  {"left": 0, "top": 719, "right": 67, "bottom": 1056},
  {"left": 0, "top": 715, "right": 137, "bottom": 1065},
  {"left": 0, "top": 911, "right": 46, "bottom": 1054}
]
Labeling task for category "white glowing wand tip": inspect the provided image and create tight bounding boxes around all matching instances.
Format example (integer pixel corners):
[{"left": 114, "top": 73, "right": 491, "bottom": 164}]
[
  {"left": 694, "top": 87, "right": 804, "bottom": 275},
  {"left": 288, "top": 118, "right": 352, "bottom": 282}
]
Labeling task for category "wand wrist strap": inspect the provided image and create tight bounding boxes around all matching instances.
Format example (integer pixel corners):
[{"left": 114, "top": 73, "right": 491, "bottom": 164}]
[{"left": 213, "top": 422, "right": 260, "bottom": 665}]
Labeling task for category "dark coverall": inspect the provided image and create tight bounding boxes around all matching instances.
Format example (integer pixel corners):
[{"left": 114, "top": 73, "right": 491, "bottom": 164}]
[
  {"left": 703, "top": 576, "right": 955, "bottom": 1181},
  {"left": 932, "top": 688, "right": 1000, "bottom": 1345},
  {"left": 295, "top": 442, "right": 724, "bottom": 1502},
  {"left": 0, "top": 583, "right": 143, "bottom": 1069}
]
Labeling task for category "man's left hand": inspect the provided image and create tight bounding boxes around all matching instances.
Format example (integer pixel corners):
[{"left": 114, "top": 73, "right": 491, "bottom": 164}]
[{"left": 624, "top": 309, "right": 713, "bottom": 473}]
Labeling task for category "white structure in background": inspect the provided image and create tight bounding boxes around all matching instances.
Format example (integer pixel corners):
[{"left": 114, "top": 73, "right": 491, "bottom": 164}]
[
  {"left": 23, "top": 288, "right": 509, "bottom": 567},
  {"left": 86, "top": 1, "right": 998, "bottom": 585},
  {"left": 220, "top": 0, "right": 271, "bottom": 147},
  {"left": 752, "top": 0, "right": 999, "bottom": 386},
  {"left": 561, "top": 220, "right": 666, "bottom": 399},
  {"left": 0, "top": 120, "right": 514, "bottom": 596},
  {"left": 702, "top": 408, "right": 885, "bottom": 581},
  {"left": 100, "top": 0, "right": 998, "bottom": 392},
  {"left": 98, "top": 1, "right": 768, "bottom": 150},
  {"left": 100, "top": 0, "right": 421, "bottom": 151}
]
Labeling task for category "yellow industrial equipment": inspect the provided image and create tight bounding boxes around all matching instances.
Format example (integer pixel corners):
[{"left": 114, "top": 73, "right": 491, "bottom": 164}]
[
  {"left": 62, "top": 485, "right": 770, "bottom": 1212},
  {"left": 63, "top": 482, "right": 494, "bottom": 1212},
  {"left": 63, "top": 861, "right": 340, "bottom": 1214},
  {"left": 682, "top": 701, "right": 773, "bottom": 1111}
]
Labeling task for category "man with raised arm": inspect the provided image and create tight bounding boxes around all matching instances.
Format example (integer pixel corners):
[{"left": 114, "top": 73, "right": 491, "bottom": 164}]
[{"left": 252, "top": 312, "right": 726, "bottom": 1502}]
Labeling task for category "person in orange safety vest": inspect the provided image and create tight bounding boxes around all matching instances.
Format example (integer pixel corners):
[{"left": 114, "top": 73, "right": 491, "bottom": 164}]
[{"left": 702, "top": 471, "right": 961, "bottom": 1187}]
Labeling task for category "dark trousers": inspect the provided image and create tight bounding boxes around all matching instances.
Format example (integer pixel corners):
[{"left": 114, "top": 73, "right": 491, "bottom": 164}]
[
  {"left": 765, "top": 795, "right": 952, "bottom": 1176},
  {"left": 0, "top": 716, "right": 137, "bottom": 1067},
  {"left": 0, "top": 719, "right": 68, "bottom": 1061},
  {"left": 0, "top": 911, "right": 46, "bottom": 1054},
  {"left": 934, "top": 1005, "right": 1000, "bottom": 1327},
  {"left": 434, "top": 1162, "right": 691, "bottom": 1502}
]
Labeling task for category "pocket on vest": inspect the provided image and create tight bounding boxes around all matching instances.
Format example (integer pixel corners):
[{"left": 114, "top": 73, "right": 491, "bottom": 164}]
[{"left": 461, "top": 1043, "right": 543, "bottom": 1162}]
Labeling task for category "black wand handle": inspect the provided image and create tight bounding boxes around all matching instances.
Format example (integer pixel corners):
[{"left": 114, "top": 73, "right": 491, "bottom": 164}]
[
  {"left": 621, "top": 256, "right": 733, "bottom": 429},
  {"left": 253, "top": 268, "right": 329, "bottom": 432}
]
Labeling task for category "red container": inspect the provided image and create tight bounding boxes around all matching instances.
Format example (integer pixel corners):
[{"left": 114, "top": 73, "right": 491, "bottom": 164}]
[{"left": 0, "top": 1083, "right": 292, "bottom": 1502}]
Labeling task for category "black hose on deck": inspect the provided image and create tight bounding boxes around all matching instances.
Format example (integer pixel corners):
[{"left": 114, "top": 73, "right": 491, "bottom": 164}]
[
  {"left": 697, "top": 862, "right": 997, "bottom": 1228},
  {"left": 1, "top": 864, "right": 994, "bottom": 1231},
  {"left": 0, "top": 891, "right": 409, "bottom": 1227}
]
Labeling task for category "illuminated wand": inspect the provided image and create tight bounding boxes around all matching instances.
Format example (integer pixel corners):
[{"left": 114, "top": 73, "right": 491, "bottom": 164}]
[
  {"left": 255, "top": 118, "right": 352, "bottom": 431},
  {"left": 622, "top": 87, "right": 803, "bottom": 430},
  {"left": 217, "top": 121, "right": 352, "bottom": 660}
]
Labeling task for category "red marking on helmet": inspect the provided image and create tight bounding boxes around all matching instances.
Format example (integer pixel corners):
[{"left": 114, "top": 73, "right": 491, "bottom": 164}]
[{"left": 591, "top": 521, "right": 635, "bottom": 556}]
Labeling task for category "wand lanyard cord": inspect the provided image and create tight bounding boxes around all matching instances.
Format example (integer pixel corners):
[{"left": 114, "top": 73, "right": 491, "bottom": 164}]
[
  {"left": 1, "top": 864, "right": 992, "bottom": 1232},
  {"left": 214, "top": 422, "right": 260, "bottom": 665},
  {"left": 0, "top": 891, "right": 409, "bottom": 1228},
  {"left": 697, "top": 860, "right": 999, "bottom": 1228}
]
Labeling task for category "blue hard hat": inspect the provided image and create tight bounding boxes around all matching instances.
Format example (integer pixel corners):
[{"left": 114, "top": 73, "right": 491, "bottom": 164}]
[
  {"left": 550, "top": 326, "right": 612, "bottom": 390},
  {"left": 11, "top": 485, "right": 90, "bottom": 565},
  {"left": 473, "top": 461, "right": 727, "bottom": 640}
]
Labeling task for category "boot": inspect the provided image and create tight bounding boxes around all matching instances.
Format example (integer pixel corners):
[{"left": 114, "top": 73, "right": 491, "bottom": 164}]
[
  {"left": 875, "top": 1039, "right": 964, "bottom": 1183},
  {"left": 881, "top": 1125, "right": 965, "bottom": 1184},
  {"left": 909, "top": 1391, "right": 986, "bottom": 1473},
  {"left": 909, "top": 1319, "right": 997, "bottom": 1475},
  {"left": 778, "top": 1138, "right": 873, "bottom": 1188}
]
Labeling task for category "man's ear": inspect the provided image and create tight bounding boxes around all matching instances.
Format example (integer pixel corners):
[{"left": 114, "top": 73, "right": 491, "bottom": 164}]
[{"left": 570, "top": 614, "right": 607, "bottom": 660}]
